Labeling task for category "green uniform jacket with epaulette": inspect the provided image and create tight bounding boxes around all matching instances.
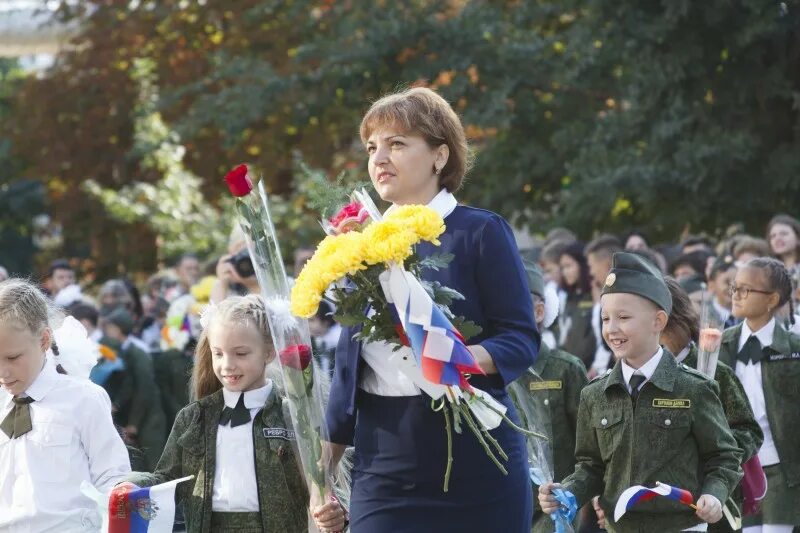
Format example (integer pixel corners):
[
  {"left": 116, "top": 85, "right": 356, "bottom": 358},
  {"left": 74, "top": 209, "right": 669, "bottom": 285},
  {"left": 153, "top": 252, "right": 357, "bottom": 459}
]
[
  {"left": 718, "top": 323, "right": 800, "bottom": 488},
  {"left": 127, "top": 387, "right": 308, "bottom": 533},
  {"left": 510, "top": 343, "right": 588, "bottom": 533},
  {"left": 561, "top": 350, "right": 743, "bottom": 533}
]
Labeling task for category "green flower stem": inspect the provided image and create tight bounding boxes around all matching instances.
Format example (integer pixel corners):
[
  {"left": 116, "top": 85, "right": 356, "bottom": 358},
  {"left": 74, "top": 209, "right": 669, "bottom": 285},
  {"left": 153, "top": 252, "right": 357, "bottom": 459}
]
[
  {"left": 458, "top": 402, "right": 508, "bottom": 475},
  {"left": 472, "top": 394, "right": 548, "bottom": 440},
  {"left": 443, "top": 404, "right": 454, "bottom": 493},
  {"left": 462, "top": 405, "right": 509, "bottom": 462}
]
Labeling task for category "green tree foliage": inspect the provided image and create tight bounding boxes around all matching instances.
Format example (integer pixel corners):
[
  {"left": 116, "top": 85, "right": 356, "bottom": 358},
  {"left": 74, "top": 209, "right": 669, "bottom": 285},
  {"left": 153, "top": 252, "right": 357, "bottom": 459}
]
[
  {"left": 6, "top": 0, "right": 800, "bottom": 277},
  {"left": 0, "top": 58, "right": 40, "bottom": 275}
]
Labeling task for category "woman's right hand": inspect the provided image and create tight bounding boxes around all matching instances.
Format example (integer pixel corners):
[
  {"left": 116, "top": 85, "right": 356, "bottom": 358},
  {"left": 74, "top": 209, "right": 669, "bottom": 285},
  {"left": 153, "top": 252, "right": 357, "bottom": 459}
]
[{"left": 538, "top": 482, "right": 563, "bottom": 515}]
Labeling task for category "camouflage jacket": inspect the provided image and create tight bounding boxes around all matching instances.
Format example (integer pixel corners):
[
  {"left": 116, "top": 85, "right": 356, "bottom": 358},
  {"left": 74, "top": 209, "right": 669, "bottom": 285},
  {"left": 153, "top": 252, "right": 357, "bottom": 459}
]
[
  {"left": 718, "top": 323, "right": 800, "bottom": 487},
  {"left": 510, "top": 342, "right": 587, "bottom": 533},
  {"left": 682, "top": 344, "right": 763, "bottom": 462},
  {"left": 127, "top": 387, "right": 308, "bottom": 533},
  {"left": 562, "top": 350, "right": 742, "bottom": 533},
  {"left": 512, "top": 343, "right": 588, "bottom": 483}
]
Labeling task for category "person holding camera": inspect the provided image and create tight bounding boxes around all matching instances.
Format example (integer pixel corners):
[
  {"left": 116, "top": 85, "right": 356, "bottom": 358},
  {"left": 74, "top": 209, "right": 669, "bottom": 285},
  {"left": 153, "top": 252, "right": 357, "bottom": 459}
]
[{"left": 211, "top": 227, "right": 260, "bottom": 304}]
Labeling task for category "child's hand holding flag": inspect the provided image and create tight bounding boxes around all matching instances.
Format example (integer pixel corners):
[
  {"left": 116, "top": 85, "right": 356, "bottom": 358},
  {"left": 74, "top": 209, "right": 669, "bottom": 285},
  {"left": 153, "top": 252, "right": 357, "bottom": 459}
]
[
  {"left": 81, "top": 475, "right": 194, "bottom": 533},
  {"left": 615, "top": 481, "right": 722, "bottom": 524}
]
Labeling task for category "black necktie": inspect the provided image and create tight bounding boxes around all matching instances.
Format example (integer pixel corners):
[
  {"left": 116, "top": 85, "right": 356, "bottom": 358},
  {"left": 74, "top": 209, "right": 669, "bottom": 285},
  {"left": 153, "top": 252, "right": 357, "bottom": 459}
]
[
  {"left": 219, "top": 393, "right": 251, "bottom": 428},
  {"left": 1, "top": 396, "right": 35, "bottom": 439},
  {"left": 629, "top": 374, "right": 646, "bottom": 406},
  {"left": 737, "top": 335, "right": 764, "bottom": 365}
]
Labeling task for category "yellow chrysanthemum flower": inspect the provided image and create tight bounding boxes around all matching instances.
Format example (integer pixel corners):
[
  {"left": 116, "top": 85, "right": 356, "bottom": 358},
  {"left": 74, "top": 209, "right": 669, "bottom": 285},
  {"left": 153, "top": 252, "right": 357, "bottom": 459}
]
[{"left": 290, "top": 205, "right": 446, "bottom": 318}]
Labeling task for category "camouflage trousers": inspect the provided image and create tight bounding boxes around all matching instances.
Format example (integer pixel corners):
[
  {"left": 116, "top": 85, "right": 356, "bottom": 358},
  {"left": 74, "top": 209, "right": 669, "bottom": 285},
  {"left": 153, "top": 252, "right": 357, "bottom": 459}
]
[{"left": 210, "top": 511, "right": 263, "bottom": 532}]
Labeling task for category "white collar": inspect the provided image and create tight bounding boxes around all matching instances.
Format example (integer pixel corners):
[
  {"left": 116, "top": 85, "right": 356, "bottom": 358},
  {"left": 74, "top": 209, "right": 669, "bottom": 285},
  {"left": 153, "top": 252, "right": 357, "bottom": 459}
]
[
  {"left": 621, "top": 347, "right": 664, "bottom": 387},
  {"left": 675, "top": 344, "right": 692, "bottom": 363},
  {"left": 2, "top": 357, "right": 58, "bottom": 409},
  {"left": 222, "top": 380, "right": 272, "bottom": 410},
  {"left": 712, "top": 299, "right": 730, "bottom": 321},
  {"left": 739, "top": 318, "right": 775, "bottom": 351},
  {"left": 385, "top": 188, "right": 458, "bottom": 220}
]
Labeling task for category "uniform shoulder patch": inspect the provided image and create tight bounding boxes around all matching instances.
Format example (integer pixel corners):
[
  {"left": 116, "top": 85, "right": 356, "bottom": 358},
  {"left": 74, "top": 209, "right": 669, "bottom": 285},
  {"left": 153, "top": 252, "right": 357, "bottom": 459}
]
[{"left": 679, "top": 363, "right": 711, "bottom": 381}]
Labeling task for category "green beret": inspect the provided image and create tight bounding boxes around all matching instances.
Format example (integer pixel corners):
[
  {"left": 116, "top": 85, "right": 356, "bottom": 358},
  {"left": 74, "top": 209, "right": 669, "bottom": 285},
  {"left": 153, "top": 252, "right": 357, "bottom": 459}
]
[
  {"left": 601, "top": 252, "right": 672, "bottom": 313},
  {"left": 678, "top": 273, "right": 706, "bottom": 295},
  {"left": 105, "top": 306, "right": 134, "bottom": 336},
  {"left": 521, "top": 259, "right": 545, "bottom": 298}
]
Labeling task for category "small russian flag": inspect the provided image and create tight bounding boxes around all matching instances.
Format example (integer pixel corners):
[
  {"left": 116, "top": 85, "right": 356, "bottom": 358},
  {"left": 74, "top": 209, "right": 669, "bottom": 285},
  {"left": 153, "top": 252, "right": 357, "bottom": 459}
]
[
  {"left": 108, "top": 476, "right": 194, "bottom": 533},
  {"left": 614, "top": 481, "right": 695, "bottom": 521}
]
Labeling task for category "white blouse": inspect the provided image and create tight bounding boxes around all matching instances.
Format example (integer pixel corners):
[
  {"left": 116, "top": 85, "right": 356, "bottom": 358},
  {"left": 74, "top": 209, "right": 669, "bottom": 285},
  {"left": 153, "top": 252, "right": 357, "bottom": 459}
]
[
  {"left": 736, "top": 319, "right": 780, "bottom": 466},
  {"left": 0, "top": 359, "right": 132, "bottom": 533},
  {"left": 212, "top": 382, "right": 272, "bottom": 512}
]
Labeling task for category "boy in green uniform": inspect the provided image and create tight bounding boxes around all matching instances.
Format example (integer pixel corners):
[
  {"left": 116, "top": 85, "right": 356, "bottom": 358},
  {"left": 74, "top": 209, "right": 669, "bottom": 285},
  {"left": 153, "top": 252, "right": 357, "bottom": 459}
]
[
  {"left": 510, "top": 261, "right": 588, "bottom": 533},
  {"left": 539, "top": 252, "right": 743, "bottom": 532}
]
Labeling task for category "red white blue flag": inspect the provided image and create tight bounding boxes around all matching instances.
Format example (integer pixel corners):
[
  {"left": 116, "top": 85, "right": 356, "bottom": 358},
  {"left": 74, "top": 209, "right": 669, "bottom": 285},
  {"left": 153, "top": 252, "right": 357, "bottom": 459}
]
[
  {"left": 108, "top": 476, "right": 194, "bottom": 533},
  {"left": 614, "top": 481, "right": 695, "bottom": 522}
]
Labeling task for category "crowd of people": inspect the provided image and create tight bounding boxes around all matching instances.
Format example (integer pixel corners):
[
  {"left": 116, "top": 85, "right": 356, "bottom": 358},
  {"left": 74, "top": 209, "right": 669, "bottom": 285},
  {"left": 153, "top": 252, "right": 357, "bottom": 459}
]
[{"left": 1, "top": 86, "right": 799, "bottom": 533}]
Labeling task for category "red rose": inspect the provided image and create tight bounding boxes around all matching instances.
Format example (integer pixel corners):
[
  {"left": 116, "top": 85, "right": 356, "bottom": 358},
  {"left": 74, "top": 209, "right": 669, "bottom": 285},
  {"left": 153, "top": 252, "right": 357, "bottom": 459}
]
[
  {"left": 328, "top": 202, "right": 369, "bottom": 234},
  {"left": 329, "top": 202, "right": 363, "bottom": 226},
  {"left": 279, "top": 344, "right": 312, "bottom": 370},
  {"left": 225, "top": 164, "right": 254, "bottom": 197}
]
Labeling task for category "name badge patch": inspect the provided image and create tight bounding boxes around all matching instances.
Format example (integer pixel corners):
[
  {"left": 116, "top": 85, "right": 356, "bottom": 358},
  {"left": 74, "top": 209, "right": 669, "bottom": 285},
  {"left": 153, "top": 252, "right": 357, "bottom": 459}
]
[
  {"left": 263, "top": 427, "right": 295, "bottom": 441},
  {"left": 652, "top": 398, "right": 691, "bottom": 409},
  {"left": 530, "top": 380, "right": 562, "bottom": 391},
  {"left": 766, "top": 352, "right": 800, "bottom": 362}
]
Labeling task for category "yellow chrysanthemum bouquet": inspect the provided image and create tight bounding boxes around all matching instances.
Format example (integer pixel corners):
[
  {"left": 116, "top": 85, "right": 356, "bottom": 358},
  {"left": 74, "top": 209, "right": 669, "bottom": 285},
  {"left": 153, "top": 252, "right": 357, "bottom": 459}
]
[{"left": 291, "top": 190, "right": 480, "bottom": 347}]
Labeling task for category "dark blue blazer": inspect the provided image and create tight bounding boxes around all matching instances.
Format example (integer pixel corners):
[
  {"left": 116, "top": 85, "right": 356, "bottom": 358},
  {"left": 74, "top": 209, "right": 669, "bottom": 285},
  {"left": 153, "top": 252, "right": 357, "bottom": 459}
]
[{"left": 325, "top": 204, "right": 540, "bottom": 445}]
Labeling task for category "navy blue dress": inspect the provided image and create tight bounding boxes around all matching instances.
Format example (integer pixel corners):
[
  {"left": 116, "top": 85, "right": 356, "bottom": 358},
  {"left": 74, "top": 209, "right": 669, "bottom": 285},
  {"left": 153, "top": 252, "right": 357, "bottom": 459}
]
[{"left": 326, "top": 204, "right": 539, "bottom": 533}]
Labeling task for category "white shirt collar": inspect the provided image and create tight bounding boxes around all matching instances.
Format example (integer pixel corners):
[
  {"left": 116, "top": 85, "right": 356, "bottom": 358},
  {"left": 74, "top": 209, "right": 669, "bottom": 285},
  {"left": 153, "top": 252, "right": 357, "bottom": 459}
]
[
  {"left": 384, "top": 188, "right": 458, "bottom": 220},
  {"left": 675, "top": 344, "right": 692, "bottom": 363},
  {"left": 739, "top": 318, "right": 775, "bottom": 351},
  {"left": 621, "top": 347, "right": 664, "bottom": 388},
  {"left": 20, "top": 357, "right": 59, "bottom": 404},
  {"left": 222, "top": 380, "right": 272, "bottom": 410},
  {"left": 712, "top": 299, "right": 730, "bottom": 322}
]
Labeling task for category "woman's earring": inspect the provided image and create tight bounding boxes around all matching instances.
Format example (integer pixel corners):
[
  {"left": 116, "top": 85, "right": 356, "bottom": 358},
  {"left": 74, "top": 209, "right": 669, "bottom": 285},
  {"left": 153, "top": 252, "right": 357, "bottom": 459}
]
[{"left": 434, "top": 166, "right": 442, "bottom": 175}]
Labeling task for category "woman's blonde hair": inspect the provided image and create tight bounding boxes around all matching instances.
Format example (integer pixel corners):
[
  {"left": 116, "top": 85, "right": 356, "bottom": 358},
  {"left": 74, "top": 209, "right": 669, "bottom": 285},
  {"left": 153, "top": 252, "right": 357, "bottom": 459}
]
[
  {"left": 360, "top": 87, "right": 472, "bottom": 193},
  {"left": 0, "top": 279, "right": 67, "bottom": 373},
  {"left": 192, "top": 294, "right": 274, "bottom": 400}
]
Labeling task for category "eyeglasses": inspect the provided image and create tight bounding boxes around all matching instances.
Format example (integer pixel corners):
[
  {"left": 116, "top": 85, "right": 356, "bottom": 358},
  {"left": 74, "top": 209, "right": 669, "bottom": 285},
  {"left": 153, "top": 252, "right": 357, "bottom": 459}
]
[{"left": 728, "top": 285, "right": 774, "bottom": 299}]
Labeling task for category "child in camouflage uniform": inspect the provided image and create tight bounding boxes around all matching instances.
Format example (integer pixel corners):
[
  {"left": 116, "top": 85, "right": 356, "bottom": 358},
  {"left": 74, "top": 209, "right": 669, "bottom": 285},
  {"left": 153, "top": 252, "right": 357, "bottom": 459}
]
[
  {"left": 122, "top": 295, "right": 345, "bottom": 533},
  {"left": 539, "top": 252, "right": 742, "bottom": 533},
  {"left": 511, "top": 260, "right": 588, "bottom": 533}
]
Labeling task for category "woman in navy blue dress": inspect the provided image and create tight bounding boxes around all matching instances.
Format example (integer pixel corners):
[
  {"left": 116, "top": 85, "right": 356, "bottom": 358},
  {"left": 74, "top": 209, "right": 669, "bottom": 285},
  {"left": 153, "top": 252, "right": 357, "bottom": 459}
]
[{"left": 324, "top": 87, "right": 540, "bottom": 533}]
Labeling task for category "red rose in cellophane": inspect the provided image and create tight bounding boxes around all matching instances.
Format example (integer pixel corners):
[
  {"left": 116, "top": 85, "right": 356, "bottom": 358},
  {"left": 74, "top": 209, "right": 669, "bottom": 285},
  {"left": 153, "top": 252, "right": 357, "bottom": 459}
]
[{"left": 279, "top": 344, "right": 313, "bottom": 371}]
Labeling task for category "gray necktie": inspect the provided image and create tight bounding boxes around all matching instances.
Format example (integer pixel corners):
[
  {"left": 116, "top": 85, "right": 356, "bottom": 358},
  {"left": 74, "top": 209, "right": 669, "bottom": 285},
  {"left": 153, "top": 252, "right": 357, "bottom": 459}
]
[{"left": 1, "top": 396, "right": 35, "bottom": 439}]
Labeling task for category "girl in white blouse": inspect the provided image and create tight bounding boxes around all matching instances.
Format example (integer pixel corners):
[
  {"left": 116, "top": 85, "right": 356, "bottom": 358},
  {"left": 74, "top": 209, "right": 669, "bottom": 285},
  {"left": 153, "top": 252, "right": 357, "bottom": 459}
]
[{"left": 0, "top": 279, "right": 132, "bottom": 532}]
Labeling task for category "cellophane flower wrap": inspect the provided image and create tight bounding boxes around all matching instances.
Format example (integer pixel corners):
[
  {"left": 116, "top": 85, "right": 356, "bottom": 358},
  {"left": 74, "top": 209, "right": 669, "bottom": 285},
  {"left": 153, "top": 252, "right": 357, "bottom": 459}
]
[
  {"left": 292, "top": 188, "right": 545, "bottom": 492},
  {"left": 697, "top": 291, "right": 723, "bottom": 378},
  {"left": 224, "top": 164, "right": 330, "bottom": 505}
]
